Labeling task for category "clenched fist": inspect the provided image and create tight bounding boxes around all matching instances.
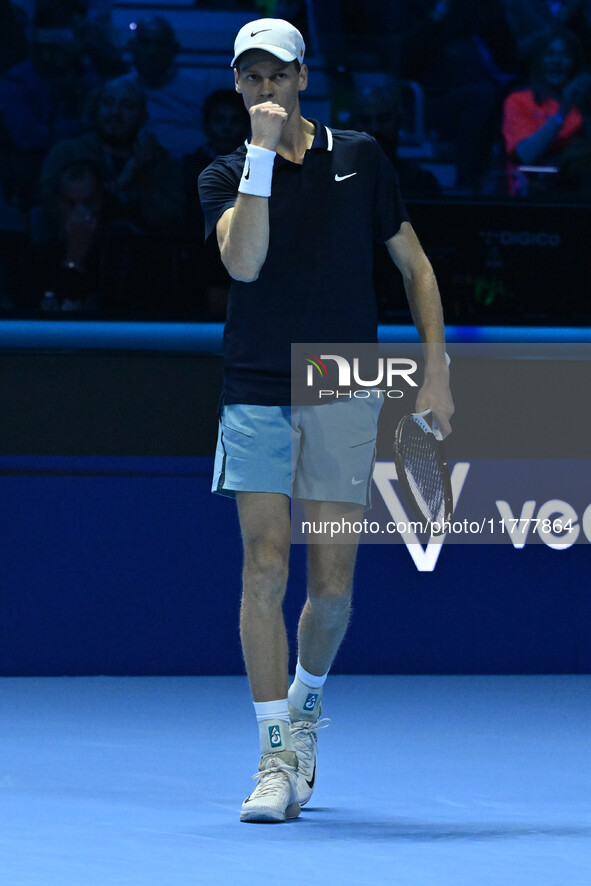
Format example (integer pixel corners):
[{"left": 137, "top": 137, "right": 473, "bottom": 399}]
[{"left": 249, "top": 101, "right": 288, "bottom": 151}]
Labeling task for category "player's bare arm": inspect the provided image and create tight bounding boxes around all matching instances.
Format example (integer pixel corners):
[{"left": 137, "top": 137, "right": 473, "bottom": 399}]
[
  {"left": 216, "top": 199, "right": 266, "bottom": 282},
  {"left": 387, "top": 221, "right": 454, "bottom": 436},
  {"left": 217, "top": 57, "right": 310, "bottom": 282},
  {"left": 217, "top": 101, "right": 287, "bottom": 281}
]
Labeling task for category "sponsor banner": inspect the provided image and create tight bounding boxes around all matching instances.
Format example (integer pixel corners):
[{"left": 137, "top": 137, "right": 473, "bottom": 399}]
[
  {"left": 290, "top": 342, "right": 591, "bottom": 557},
  {"left": 292, "top": 458, "right": 590, "bottom": 550}
]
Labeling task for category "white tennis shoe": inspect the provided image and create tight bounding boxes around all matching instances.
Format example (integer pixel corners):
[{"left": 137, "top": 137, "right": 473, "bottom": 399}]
[
  {"left": 290, "top": 716, "right": 329, "bottom": 806},
  {"left": 240, "top": 752, "right": 301, "bottom": 823}
]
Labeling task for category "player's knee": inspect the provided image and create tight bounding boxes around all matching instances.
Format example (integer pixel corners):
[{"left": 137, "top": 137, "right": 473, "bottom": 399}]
[
  {"left": 242, "top": 545, "right": 288, "bottom": 602},
  {"left": 307, "top": 578, "right": 352, "bottom": 615}
]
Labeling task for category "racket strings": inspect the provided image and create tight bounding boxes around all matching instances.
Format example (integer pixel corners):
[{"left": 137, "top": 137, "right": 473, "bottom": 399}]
[{"left": 400, "top": 427, "right": 446, "bottom": 525}]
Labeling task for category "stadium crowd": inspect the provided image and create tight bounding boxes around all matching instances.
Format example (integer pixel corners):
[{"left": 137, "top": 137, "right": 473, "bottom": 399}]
[{"left": 1, "top": 0, "right": 591, "bottom": 318}]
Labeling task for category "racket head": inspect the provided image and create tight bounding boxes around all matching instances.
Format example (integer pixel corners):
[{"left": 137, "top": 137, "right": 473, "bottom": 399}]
[{"left": 393, "top": 410, "right": 453, "bottom": 535}]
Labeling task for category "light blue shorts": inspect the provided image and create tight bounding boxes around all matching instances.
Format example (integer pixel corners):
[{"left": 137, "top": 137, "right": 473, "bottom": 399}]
[{"left": 212, "top": 398, "right": 382, "bottom": 507}]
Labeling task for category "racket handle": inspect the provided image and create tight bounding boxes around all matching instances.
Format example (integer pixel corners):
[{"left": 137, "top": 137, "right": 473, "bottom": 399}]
[{"left": 413, "top": 409, "right": 443, "bottom": 441}]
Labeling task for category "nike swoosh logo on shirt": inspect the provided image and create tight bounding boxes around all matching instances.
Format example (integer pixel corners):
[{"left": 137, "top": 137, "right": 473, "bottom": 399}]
[
  {"left": 351, "top": 477, "right": 364, "bottom": 485},
  {"left": 251, "top": 28, "right": 272, "bottom": 37},
  {"left": 335, "top": 173, "right": 357, "bottom": 181}
]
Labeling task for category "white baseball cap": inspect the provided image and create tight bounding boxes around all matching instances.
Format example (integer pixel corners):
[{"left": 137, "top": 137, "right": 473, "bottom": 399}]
[{"left": 231, "top": 18, "right": 305, "bottom": 67}]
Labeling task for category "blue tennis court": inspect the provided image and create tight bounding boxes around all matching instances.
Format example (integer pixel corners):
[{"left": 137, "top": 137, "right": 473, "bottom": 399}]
[{"left": 1, "top": 674, "right": 589, "bottom": 886}]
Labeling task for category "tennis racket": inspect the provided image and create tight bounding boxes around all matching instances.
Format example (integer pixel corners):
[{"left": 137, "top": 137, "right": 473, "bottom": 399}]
[{"left": 393, "top": 410, "right": 453, "bottom": 535}]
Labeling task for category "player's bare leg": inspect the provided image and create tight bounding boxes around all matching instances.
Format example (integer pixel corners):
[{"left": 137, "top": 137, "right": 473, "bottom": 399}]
[
  {"left": 236, "top": 491, "right": 292, "bottom": 702},
  {"left": 298, "top": 500, "right": 362, "bottom": 674},
  {"left": 289, "top": 501, "right": 362, "bottom": 805},
  {"left": 236, "top": 491, "right": 300, "bottom": 822}
]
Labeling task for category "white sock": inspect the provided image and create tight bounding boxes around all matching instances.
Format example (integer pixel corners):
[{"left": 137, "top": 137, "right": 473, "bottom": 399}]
[
  {"left": 253, "top": 699, "right": 294, "bottom": 756},
  {"left": 288, "top": 661, "right": 328, "bottom": 721},
  {"left": 295, "top": 662, "right": 327, "bottom": 689}
]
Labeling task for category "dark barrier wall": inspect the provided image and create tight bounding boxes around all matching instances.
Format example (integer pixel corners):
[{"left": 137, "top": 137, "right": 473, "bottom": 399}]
[
  {"left": 1, "top": 454, "right": 589, "bottom": 676},
  {"left": 1, "top": 325, "right": 590, "bottom": 675}
]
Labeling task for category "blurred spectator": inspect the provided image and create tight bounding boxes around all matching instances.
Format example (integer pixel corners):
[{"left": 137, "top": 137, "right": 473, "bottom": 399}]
[
  {"left": 42, "top": 76, "right": 186, "bottom": 237},
  {"left": 325, "top": 1, "right": 517, "bottom": 190},
  {"left": 39, "top": 77, "right": 188, "bottom": 315},
  {"left": 502, "top": 0, "right": 591, "bottom": 67},
  {"left": 74, "top": 9, "right": 129, "bottom": 80},
  {"left": 0, "top": 13, "right": 99, "bottom": 208},
  {"left": 29, "top": 157, "right": 177, "bottom": 315},
  {"left": 184, "top": 88, "right": 250, "bottom": 320},
  {"left": 185, "top": 88, "right": 249, "bottom": 174},
  {"left": 502, "top": 29, "right": 590, "bottom": 194},
  {"left": 399, "top": 0, "right": 519, "bottom": 192},
  {"left": 128, "top": 15, "right": 215, "bottom": 157},
  {"left": 33, "top": 159, "right": 108, "bottom": 312},
  {"left": 33, "top": 0, "right": 127, "bottom": 78},
  {"left": 350, "top": 85, "right": 441, "bottom": 197}
]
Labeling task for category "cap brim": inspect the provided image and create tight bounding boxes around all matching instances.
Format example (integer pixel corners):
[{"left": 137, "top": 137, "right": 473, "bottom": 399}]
[{"left": 231, "top": 44, "right": 297, "bottom": 66}]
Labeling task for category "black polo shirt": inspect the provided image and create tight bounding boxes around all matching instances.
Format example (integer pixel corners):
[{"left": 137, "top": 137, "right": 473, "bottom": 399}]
[{"left": 198, "top": 121, "right": 409, "bottom": 405}]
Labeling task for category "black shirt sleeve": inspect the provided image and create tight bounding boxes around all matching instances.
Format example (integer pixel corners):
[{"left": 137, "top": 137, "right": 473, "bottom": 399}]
[{"left": 198, "top": 151, "right": 243, "bottom": 240}]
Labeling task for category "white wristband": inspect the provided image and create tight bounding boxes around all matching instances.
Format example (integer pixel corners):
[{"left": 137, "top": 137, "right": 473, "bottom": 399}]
[{"left": 238, "top": 143, "right": 275, "bottom": 197}]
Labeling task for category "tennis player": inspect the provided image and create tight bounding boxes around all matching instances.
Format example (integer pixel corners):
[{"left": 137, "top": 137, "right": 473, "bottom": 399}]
[{"left": 198, "top": 19, "right": 453, "bottom": 823}]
